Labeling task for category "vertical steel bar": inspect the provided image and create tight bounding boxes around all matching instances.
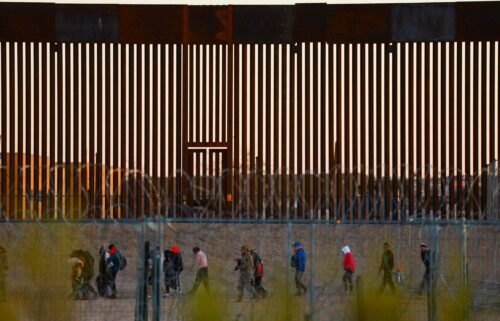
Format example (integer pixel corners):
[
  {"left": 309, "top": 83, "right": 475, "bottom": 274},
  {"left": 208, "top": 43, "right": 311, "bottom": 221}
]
[
  {"left": 465, "top": 42, "right": 471, "bottom": 218},
  {"left": 360, "top": 44, "right": 366, "bottom": 220}
]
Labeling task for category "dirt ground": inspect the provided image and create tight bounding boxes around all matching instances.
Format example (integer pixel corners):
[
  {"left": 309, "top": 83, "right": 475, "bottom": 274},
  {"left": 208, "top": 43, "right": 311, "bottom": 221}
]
[{"left": 0, "top": 222, "right": 498, "bottom": 321}]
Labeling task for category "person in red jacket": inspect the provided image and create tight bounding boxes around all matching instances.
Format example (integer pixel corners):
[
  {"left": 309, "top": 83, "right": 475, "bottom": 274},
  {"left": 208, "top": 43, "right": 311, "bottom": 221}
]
[{"left": 341, "top": 245, "right": 355, "bottom": 293}]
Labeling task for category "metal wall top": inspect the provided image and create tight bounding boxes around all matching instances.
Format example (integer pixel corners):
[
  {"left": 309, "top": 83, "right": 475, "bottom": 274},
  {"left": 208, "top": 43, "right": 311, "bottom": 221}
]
[{"left": 0, "top": 2, "right": 499, "bottom": 44}]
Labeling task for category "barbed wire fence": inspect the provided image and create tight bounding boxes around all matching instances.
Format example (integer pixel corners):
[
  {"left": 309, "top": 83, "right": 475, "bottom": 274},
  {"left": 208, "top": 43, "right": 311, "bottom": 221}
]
[
  {"left": 0, "top": 164, "right": 499, "bottom": 321},
  {"left": 0, "top": 162, "right": 499, "bottom": 222}
]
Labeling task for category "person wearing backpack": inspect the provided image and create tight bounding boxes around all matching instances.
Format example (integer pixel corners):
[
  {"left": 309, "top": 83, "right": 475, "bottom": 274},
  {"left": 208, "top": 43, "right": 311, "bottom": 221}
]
[
  {"left": 0, "top": 246, "right": 7, "bottom": 301},
  {"left": 235, "top": 245, "right": 259, "bottom": 302},
  {"left": 171, "top": 246, "right": 183, "bottom": 293},
  {"left": 106, "top": 244, "right": 121, "bottom": 299},
  {"left": 251, "top": 249, "right": 267, "bottom": 298},
  {"left": 291, "top": 242, "right": 307, "bottom": 296}
]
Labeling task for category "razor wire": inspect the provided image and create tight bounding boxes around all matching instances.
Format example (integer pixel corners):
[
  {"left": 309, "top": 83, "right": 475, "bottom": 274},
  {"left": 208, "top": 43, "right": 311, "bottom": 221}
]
[{"left": 0, "top": 163, "right": 499, "bottom": 222}]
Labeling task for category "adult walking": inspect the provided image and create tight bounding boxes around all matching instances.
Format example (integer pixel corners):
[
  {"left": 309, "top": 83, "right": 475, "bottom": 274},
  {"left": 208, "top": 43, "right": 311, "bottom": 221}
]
[
  {"left": 171, "top": 246, "right": 183, "bottom": 293},
  {"left": 235, "top": 245, "right": 259, "bottom": 301},
  {"left": 251, "top": 249, "right": 267, "bottom": 298},
  {"left": 188, "top": 247, "right": 210, "bottom": 295},
  {"left": 163, "top": 249, "right": 177, "bottom": 296},
  {"left": 341, "top": 245, "right": 355, "bottom": 293},
  {"left": 418, "top": 243, "right": 431, "bottom": 295},
  {"left": 106, "top": 244, "right": 121, "bottom": 299},
  {"left": 378, "top": 242, "right": 396, "bottom": 294},
  {"left": 291, "top": 242, "right": 307, "bottom": 296}
]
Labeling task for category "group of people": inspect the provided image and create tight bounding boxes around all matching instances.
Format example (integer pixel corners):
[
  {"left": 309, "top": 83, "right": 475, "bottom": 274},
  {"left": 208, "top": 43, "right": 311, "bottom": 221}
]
[
  {"left": 291, "top": 241, "right": 433, "bottom": 296},
  {"left": 0, "top": 240, "right": 434, "bottom": 302},
  {"left": 68, "top": 244, "right": 125, "bottom": 300}
]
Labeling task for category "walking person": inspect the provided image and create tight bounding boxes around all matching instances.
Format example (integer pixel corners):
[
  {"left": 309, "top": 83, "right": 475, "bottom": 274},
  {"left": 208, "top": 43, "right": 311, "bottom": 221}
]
[
  {"left": 171, "top": 246, "right": 183, "bottom": 293},
  {"left": 106, "top": 244, "right": 121, "bottom": 299},
  {"left": 378, "top": 242, "right": 396, "bottom": 294},
  {"left": 251, "top": 249, "right": 267, "bottom": 298},
  {"left": 341, "top": 245, "right": 355, "bottom": 293},
  {"left": 235, "top": 245, "right": 259, "bottom": 301},
  {"left": 291, "top": 242, "right": 307, "bottom": 296},
  {"left": 188, "top": 247, "right": 210, "bottom": 295},
  {"left": 417, "top": 243, "right": 431, "bottom": 295},
  {"left": 163, "top": 249, "right": 177, "bottom": 296},
  {"left": 0, "top": 246, "right": 8, "bottom": 301}
]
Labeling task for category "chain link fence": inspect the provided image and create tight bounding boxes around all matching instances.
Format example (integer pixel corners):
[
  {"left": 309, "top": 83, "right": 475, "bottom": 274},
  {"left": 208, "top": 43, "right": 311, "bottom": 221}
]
[{"left": 0, "top": 220, "right": 499, "bottom": 321}]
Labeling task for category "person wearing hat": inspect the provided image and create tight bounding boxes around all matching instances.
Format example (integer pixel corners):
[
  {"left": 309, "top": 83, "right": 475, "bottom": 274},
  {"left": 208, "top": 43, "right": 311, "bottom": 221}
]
[
  {"left": 235, "top": 245, "right": 259, "bottom": 301},
  {"left": 291, "top": 242, "right": 307, "bottom": 296},
  {"left": 418, "top": 243, "right": 431, "bottom": 295},
  {"left": 171, "top": 246, "right": 183, "bottom": 293},
  {"left": 106, "top": 244, "right": 121, "bottom": 299},
  {"left": 340, "top": 245, "right": 355, "bottom": 293}
]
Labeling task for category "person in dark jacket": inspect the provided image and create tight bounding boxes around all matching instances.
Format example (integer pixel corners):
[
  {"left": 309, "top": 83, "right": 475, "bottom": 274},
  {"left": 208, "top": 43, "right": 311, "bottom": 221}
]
[
  {"left": 0, "top": 246, "right": 8, "bottom": 301},
  {"left": 418, "top": 243, "right": 431, "bottom": 294},
  {"left": 292, "top": 242, "right": 307, "bottom": 296},
  {"left": 106, "top": 244, "right": 121, "bottom": 298},
  {"left": 251, "top": 249, "right": 267, "bottom": 298},
  {"left": 171, "top": 246, "right": 183, "bottom": 293},
  {"left": 378, "top": 242, "right": 396, "bottom": 294},
  {"left": 96, "top": 246, "right": 112, "bottom": 297},
  {"left": 163, "top": 249, "right": 177, "bottom": 296}
]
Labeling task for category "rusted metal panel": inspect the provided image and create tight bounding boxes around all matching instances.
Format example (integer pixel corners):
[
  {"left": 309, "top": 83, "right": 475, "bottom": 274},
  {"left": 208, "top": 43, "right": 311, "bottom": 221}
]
[
  {"left": 305, "top": 44, "right": 311, "bottom": 215},
  {"left": 249, "top": 45, "right": 255, "bottom": 217},
  {"left": 392, "top": 4, "right": 455, "bottom": 42},
  {"left": 440, "top": 43, "right": 447, "bottom": 218},
  {"left": 432, "top": 43, "right": 439, "bottom": 215},
  {"left": 456, "top": 2, "right": 500, "bottom": 41},
  {"left": 0, "top": 43, "right": 6, "bottom": 202},
  {"left": 25, "top": 43, "right": 32, "bottom": 218},
  {"left": 293, "top": 3, "right": 326, "bottom": 43},
  {"left": 56, "top": 4, "right": 118, "bottom": 43},
  {"left": 326, "top": 4, "right": 391, "bottom": 43},
  {"left": 119, "top": 5, "right": 183, "bottom": 44},
  {"left": 233, "top": 6, "right": 293, "bottom": 44},
  {"left": 448, "top": 43, "right": 455, "bottom": 212},
  {"left": 0, "top": 3, "right": 55, "bottom": 42},
  {"left": 187, "top": 6, "right": 231, "bottom": 44},
  {"left": 464, "top": 42, "right": 471, "bottom": 217},
  {"left": 456, "top": 43, "right": 463, "bottom": 214},
  {"left": 368, "top": 44, "right": 374, "bottom": 218}
]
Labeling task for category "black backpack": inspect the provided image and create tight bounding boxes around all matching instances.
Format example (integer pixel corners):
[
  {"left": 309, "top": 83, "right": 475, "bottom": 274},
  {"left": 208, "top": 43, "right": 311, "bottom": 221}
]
[
  {"left": 291, "top": 254, "right": 297, "bottom": 268},
  {"left": 118, "top": 251, "right": 127, "bottom": 271}
]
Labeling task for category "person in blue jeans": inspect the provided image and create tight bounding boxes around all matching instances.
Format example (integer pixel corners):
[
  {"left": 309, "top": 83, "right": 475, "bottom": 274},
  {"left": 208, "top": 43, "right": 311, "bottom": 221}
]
[{"left": 291, "top": 242, "right": 307, "bottom": 296}]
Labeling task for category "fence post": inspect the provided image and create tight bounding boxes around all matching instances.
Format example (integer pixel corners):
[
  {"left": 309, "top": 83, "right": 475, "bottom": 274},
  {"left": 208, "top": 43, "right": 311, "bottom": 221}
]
[
  {"left": 135, "top": 230, "right": 148, "bottom": 321},
  {"left": 152, "top": 245, "right": 161, "bottom": 321},
  {"left": 427, "top": 222, "right": 438, "bottom": 321},
  {"left": 308, "top": 219, "right": 315, "bottom": 321},
  {"left": 461, "top": 220, "right": 469, "bottom": 321},
  {"left": 285, "top": 221, "right": 292, "bottom": 321}
]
